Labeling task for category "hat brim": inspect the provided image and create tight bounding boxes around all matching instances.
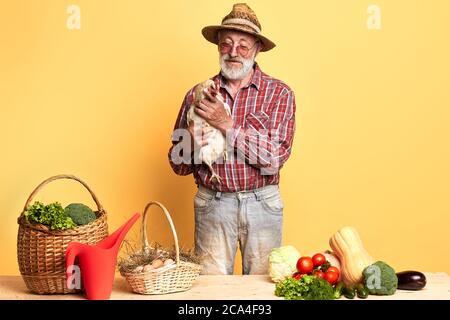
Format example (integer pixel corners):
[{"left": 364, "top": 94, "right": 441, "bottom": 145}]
[{"left": 202, "top": 25, "right": 276, "bottom": 52}]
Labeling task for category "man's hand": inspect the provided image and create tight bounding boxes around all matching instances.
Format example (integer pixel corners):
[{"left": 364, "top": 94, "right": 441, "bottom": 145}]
[
  {"left": 195, "top": 87, "right": 233, "bottom": 135},
  {"left": 187, "top": 121, "right": 213, "bottom": 150}
]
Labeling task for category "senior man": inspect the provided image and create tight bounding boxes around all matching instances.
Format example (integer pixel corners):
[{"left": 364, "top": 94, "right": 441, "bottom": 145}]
[{"left": 168, "top": 3, "right": 296, "bottom": 275}]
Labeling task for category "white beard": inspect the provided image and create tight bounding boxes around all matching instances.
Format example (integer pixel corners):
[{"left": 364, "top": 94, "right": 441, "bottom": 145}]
[{"left": 220, "top": 53, "right": 255, "bottom": 80}]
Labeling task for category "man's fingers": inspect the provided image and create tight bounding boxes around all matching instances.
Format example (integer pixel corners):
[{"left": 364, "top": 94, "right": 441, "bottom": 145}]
[
  {"left": 203, "top": 132, "right": 213, "bottom": 141},
  {"left": 194, "top": 137, "right": 208, "bottom": 147},
  {"left": 199, "top": 98, "right": 214, "bottom": 109},
  {"left": 195, "top": 106, "right": 209, "bottom": 118},
  {"left": 191, "top": 124, "right": 212, "bottom": 148},
  {"left": 202, "top": 126, "right": 213, "bottom": 134},
  {"left": 203, "top": 89, "right": 217, "bottom": 102},
  {"left": 196, "top": 101, "right": 210, "bottom": 112}
]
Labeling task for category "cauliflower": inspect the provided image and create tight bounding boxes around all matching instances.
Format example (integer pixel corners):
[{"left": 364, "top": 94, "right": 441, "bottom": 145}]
[
  {"left": 268, "top": 245, "right": 301, "bottom": 283},
  {"left": 64, "top": 203, "right": 96, "bottom": 226}
]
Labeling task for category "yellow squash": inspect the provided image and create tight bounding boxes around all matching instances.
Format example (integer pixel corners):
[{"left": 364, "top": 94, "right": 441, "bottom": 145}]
[{"left": 329, "top": 226, "right": 375, "bottom": 285}]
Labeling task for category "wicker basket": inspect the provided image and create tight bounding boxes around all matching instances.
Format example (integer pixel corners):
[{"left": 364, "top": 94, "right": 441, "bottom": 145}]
[
  {"left": 120, "top": 201, "right": 202, "bottom": 294},
  {"left": 17, "top": 174, "right": 109, "bottom": 294}
]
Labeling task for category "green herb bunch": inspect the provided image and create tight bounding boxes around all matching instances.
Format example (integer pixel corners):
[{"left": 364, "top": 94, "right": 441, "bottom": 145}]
[
  {"left": 275, "top": 275, "right": 336, "bottom": 300},
  {"left": 24, "top": 201, "right": 76, "bottom": 230}
]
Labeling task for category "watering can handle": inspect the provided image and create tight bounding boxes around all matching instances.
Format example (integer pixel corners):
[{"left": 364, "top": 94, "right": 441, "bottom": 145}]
[
  {"left": 65, "top": 244, "right": 80, "bottom": 289},
  {"left": 141, "top": 201, "right": 180, "bottom": 265}
]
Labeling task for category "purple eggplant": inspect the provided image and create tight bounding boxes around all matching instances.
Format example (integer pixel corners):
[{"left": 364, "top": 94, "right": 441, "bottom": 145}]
[{"left": 396, "top": 271, "right": 426, "bottom": 290}]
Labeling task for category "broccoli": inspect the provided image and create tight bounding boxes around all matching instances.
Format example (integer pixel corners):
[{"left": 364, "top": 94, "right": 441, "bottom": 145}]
[
  {"left": 64, "top": 203, "right": 97, "bottom": 226},
  {"left": 363, "top": 261, "right": 398, "bottom": 295}
]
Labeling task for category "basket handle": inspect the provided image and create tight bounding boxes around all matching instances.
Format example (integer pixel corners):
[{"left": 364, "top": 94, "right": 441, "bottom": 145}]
[
  {"left": 21, "top": 174, "right": 104, "bottom": 215},
  {"left": 141, "top": 201, "right": 180, "bottom": 265}
]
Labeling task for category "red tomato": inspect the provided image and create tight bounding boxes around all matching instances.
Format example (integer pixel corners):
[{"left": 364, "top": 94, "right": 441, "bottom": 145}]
[
  {"left": 292, "top": 272, "right": 304, "bottom": 280},
  {"left": 296, "top": 257, "right": 314, "bottom": 274},
  {"left": 314, "top": 270, "right": 325, "bottom": 279},
  {"left": 312, "top": 253, "right": 326, "bottom": 267},
  {"left": 324, "top": 271, "right": 339, "bottom": 285},
  {"left": 327, "top": 266, "right": 340, "bottom": 275}
]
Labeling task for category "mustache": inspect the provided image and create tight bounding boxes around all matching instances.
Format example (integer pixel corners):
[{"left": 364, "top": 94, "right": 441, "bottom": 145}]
[
  {"left": 222, "top": 54, "right": 244, "bottom": 64},
  {"left": 226, "top": 59, "right": 242, "bottom": 63}
]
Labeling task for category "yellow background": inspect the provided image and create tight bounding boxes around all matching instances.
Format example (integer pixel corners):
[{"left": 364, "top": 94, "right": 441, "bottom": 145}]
[{"left": 1, "top": 0, "right": 449, "bottom": 276}]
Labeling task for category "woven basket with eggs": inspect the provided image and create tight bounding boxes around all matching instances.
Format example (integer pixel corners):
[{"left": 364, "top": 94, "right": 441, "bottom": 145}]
[{"left": 119, "top": 201, "right": 202, "bottom": 295}]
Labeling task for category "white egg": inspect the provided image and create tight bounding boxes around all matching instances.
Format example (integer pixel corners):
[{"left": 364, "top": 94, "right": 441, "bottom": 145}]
[{"left": 134, "top": 265, "right": 144, "bottom": 273}]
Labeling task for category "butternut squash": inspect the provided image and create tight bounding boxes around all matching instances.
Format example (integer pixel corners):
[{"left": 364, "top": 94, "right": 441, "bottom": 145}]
[{"left": 329, "top": 226, "right": 375, "bottom": 285}]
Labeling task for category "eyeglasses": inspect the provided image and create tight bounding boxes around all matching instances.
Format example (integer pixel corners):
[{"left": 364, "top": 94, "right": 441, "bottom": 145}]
[{"left": 218, "top": 41, "right": 259, "bottom": 56}]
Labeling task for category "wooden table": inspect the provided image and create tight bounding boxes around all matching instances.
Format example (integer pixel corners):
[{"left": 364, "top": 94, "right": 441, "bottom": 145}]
[{"left": 1, "top": 273, "right": 449, "bottom": 300}]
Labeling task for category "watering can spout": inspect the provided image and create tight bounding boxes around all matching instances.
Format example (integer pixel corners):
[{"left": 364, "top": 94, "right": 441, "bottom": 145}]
[
  {"left": 97, "top": 212, "right": 140, "bottom": 251},
  {"left": 65, "top": 212, "right": 140, "bottom": 300}
]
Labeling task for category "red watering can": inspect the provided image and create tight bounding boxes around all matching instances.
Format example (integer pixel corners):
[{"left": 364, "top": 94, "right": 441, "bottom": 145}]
[{"left": 65, "top": 212, "right": 140, "bottom": 300}]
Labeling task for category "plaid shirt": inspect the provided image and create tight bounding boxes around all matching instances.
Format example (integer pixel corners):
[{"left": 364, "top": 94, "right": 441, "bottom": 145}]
[{"left": 168, "top": 63, "right": 296, "bottom": 192}]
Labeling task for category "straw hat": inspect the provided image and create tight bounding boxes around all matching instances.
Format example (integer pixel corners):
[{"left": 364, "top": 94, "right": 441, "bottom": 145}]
[{"left": 202, "top": 3, "right": 275, "bottom": 52}]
